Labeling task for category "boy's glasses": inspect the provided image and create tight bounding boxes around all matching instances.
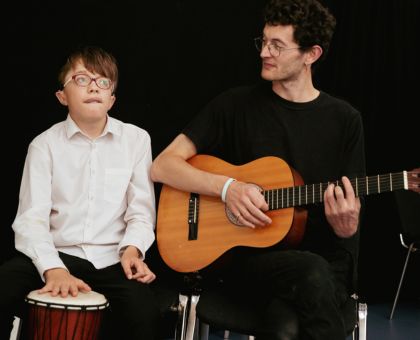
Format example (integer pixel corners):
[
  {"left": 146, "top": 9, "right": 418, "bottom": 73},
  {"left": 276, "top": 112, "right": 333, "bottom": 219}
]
[{"left": 63, "top": 74, "right": 112, "bottom": 90}]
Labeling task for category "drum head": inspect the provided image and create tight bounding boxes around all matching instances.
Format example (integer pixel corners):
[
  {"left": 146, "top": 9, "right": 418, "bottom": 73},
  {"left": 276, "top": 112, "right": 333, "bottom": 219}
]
[{"left": 25, "top": 290, "right": 109, "bottom": 310}]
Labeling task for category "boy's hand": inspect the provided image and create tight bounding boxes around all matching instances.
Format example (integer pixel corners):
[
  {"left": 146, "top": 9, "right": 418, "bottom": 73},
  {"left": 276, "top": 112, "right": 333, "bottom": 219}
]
[
  {"left": 120, "top": 246, "right": 156, "bottom": 284},
  {"left": 40, "top": 268, "right": 91, "bottom": 297}
]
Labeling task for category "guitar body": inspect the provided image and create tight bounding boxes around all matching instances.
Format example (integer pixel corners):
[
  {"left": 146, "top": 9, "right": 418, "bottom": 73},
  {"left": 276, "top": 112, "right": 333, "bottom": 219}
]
[{"left": 157, "top": 155, "right": 307, "bottom": 273}]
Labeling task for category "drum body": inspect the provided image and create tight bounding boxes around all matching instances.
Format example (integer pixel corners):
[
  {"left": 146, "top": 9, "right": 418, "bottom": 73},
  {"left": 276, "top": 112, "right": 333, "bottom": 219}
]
[{"left": 25, "top": 290, "right": 109, "bottom": 340}]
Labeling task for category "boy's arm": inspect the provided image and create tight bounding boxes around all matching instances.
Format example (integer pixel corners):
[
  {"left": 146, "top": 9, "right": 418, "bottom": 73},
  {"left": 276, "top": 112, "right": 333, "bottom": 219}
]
[
  {"left": 118, "top": 132, "right": 155, "bottom": 262},
  {"left": 13, "top": 143, "right": 67, "bottom": 279}
]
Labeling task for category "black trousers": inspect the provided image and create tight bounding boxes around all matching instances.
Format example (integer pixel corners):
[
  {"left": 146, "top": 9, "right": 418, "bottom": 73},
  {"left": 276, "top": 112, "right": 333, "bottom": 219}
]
[
  {"left": 206, "top": 249, "right": 352, "bottom": 340},
  {"left": 0, "top": 252, "right": 160, "bottom": 340}
]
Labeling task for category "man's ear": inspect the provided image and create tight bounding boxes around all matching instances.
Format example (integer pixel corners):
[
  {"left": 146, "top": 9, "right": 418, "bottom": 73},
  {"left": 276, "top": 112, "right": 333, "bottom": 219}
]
[
  {"left": 55, "top": 90, "right": 68, "bottom": 106},
  {"left": 305, "top": 45, "right": 323, "bottom": 66}
]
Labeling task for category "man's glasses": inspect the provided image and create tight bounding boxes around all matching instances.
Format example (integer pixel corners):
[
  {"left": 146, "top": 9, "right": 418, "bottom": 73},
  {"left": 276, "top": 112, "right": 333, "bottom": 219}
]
[
  {"left": 254, "top": 37, "right": 301, "bottom": 57},
  {"left": 63, "top": 74, "right": 113, "bottom": 90}
]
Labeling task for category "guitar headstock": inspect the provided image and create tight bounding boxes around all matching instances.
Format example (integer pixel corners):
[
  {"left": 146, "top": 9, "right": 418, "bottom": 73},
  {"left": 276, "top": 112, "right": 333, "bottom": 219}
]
[{"left": 408, "top": 168, "right": 420, "bottom": 193}]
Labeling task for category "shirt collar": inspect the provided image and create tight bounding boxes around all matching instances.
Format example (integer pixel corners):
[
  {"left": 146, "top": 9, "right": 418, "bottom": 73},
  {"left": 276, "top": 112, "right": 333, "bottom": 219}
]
[{"left": 64, "top": 114, "right": 121, "bottom": 139}]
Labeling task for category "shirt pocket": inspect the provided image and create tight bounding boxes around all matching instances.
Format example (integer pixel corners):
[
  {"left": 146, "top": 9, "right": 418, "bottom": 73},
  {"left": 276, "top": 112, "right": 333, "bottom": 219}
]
[{"left": 104, "top": 168, "right": 132, "bottom": 204}]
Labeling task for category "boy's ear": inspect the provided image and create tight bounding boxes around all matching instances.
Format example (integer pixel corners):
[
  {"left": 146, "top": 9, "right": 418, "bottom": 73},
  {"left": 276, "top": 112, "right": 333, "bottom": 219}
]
[
  {"left": 55, "top": 90, "right": 68, "bottom": 106},
  {"left": 108, "top": 94, "right": 116, "bottom": 110}
]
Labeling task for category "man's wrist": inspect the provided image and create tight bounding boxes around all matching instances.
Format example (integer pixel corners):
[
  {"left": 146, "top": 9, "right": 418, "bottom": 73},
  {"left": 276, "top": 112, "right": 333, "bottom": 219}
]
[{"left": 221, "top": 178, "right": 236, "bottom": 202}]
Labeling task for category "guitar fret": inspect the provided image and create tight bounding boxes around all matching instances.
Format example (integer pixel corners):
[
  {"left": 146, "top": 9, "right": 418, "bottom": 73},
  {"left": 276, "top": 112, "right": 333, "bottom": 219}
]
[
  {"left": 356, "top": 178, "right": 358, "bottom": 196},
  {"left": 319, "top": 183, "right": 322, "bottom": 202},
  {"left": 274, "top": 189, "right": 276, "bottom": 210},
  {"left": 293, "top": 186, "right": 295, "bottom": 206},
  {"left": 264, "top": 171, "right": 410, "bottom": 212},
  {"left": 390, "top": 173, "right": 392, "bottom": 191},
  {"left": 312, "top": 184, "right": 315, "bottom": 204},
  {"left": 366, "top": 176, "right": 369, "bottom": 195},
  {"left": 299, "top": 187, "right": 301, "bottom": 205},
  {"left": 283, "top": 188, "right": 285, "bottom": 207},
  {"left": 272, "top": 190, "right": 275, "bottom": 209}
]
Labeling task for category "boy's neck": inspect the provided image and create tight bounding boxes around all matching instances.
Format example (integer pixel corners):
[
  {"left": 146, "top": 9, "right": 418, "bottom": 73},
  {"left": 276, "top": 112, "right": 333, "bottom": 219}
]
[{"left": 73, "top": 115, "right": 108, "bottom": 140}]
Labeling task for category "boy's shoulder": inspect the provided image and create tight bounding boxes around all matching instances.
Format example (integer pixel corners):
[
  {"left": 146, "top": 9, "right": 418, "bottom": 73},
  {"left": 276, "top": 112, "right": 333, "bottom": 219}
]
[
  {"left": 30, "top": 120, "right": 66, "bottom": 147},
  {"left": 109, "top": 117, "right": 150, "bottom": 138}
]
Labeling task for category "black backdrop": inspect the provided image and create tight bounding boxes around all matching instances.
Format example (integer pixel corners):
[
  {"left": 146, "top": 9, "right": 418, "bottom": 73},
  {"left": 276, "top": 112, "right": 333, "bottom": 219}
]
[{"left": 3, "top": 0, "right": 419, "bottom": 303}]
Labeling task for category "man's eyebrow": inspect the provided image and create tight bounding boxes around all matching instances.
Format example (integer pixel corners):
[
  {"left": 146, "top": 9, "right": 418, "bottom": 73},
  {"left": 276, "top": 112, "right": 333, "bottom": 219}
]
[{"left": 263, "top": 36, "right": 287, "bottom": 45}]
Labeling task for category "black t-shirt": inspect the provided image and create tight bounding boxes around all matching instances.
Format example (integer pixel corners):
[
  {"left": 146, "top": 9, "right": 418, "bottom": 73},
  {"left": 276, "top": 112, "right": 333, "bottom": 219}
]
[{"left": 183, "top": 81, "right": 366, "bottom": 283}]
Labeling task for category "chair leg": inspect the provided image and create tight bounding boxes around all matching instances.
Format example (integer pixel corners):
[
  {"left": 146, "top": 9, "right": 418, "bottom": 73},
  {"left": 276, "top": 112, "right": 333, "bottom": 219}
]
[
  {"left": 174, "top": 293, "right": 190, "bottom": 340},
  {"left": 185, "top": 294, "right": 200, "bottom": 340},
  {"left": 11, "top": 317, "right": 22, "bottom": 340},
  {"left": 389, "top": 243, "right": 415, "bottom": 320},
  {"left": 357, "top": 302, "right": 368, "bottom": 340}
]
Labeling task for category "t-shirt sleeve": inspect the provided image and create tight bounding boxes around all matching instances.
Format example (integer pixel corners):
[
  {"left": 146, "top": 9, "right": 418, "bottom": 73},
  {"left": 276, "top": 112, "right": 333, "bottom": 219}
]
[
  {"left": 182, "top": 90, "right": 234, "bottom": 154},
  {"left": 342, "top": 111, "right": 366, "bottom": 178}
]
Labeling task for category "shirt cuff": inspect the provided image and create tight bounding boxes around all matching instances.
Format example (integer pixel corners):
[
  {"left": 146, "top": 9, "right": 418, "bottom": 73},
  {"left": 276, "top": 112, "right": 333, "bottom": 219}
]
[{"left": 33, "top": 256, "right": 67, "bottom": 282}]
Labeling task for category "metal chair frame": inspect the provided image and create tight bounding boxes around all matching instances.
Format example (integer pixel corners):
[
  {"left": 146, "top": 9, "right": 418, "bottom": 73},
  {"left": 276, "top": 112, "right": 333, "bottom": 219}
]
[
  {"left": 389, "top": 234, "right": 418, "bottom": 320},
  {"left": 177, "top": 292, "right": 367, "bottom": 340}
]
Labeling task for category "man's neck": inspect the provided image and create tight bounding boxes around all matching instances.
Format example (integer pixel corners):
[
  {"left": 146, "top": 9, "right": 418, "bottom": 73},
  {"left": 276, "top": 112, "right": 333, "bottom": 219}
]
[{"left": 271, "top": 70, "right": 319, "bottom": 103}]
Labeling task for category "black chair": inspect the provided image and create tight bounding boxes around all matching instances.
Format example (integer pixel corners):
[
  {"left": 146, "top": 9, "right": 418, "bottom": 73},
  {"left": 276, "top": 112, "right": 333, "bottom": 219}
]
[
  {"left": 389, "top": 190, "right": 420, "bottom": 320},
  {"left": 177, "top": 230, "right": 368, "bottom": 340},
  {"left": 179, "top": 277, "right": 367, "bottom": 340}
]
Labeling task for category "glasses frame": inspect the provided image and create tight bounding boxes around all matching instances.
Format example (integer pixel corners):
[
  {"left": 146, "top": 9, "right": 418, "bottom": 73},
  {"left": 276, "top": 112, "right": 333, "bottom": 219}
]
[
  {"left": 254, "top": 37, "right": 302, "bottom": 57},
  {"left": 63, "top": 74, "right": 113, "bottom": 90}
]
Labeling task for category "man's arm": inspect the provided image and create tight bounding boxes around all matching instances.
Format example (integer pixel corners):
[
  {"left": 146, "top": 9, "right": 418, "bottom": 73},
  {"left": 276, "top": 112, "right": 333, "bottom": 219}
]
[
  {"left": 323, "top": 176, "right": 361, "bottom": 238},
  {"left": 151, "top": 134, "right": 227, "bottom": 196},
  {"left": 151, "top": 133, "right": 271, "bottom": 227},
  {"left": 323, "top": 113, "right": 365, "bottom": 238}
]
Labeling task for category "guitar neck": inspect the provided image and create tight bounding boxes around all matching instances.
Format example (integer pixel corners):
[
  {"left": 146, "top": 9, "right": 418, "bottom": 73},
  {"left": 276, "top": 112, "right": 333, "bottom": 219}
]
[{"left": 264, "top": 171, "right": 408, "bottom": 210}]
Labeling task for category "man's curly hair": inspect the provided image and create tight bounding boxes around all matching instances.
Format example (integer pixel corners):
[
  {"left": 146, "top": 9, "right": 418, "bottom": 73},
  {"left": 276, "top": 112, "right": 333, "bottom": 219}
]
[{"left": 263, "top": 0, "right": 336, "bottom": 62}]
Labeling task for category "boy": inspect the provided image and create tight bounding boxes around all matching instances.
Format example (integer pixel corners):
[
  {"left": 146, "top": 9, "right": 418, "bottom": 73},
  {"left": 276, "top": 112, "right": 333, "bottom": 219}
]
[{"left": 0, "top": 46, "right": 159, "bottom": 339}]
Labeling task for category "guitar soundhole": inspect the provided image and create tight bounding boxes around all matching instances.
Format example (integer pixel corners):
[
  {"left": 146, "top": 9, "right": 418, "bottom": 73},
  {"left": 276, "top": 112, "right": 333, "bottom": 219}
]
[
  {"left": 226, "top": 207, "right": 245, "bottom": 226},
  {"left": 225, "top": 183, "right": 263, "bottom": 227}
]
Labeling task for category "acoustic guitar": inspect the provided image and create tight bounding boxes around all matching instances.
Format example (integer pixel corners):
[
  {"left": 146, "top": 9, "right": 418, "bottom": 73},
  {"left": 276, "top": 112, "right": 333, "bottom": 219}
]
[{"left": 156, "top": 155, "right": 420, "bottom": 273}]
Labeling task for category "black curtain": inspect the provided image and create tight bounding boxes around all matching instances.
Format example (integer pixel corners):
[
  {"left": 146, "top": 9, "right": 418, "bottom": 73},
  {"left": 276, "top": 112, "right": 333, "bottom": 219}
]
[{"left": 3, "top": 0, "right": 419, "bottom": 302}]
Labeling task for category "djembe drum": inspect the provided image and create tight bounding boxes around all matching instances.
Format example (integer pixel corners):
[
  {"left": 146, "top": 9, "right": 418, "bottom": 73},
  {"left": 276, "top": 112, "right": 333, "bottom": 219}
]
[{"left": 25, "top": 290, "right": 109, "bottom": 340}]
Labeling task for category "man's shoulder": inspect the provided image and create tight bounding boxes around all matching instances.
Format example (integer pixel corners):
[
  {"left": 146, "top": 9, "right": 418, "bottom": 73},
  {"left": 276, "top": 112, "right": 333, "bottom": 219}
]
[{"left": 319, "top": 92, "right": 361, "bottom": 117}]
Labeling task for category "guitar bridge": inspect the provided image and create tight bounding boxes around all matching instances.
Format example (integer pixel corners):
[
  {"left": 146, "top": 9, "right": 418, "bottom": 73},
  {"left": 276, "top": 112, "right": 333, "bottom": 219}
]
[{"left": 188, "top": 193, "right": 199, "bottom": 240}]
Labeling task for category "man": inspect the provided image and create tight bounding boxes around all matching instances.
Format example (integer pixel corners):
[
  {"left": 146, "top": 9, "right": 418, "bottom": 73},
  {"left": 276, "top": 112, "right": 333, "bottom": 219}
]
[
  {"left": 0, "top": 46, "right": 159, "bottom": 339},
  {"left": 151, "top": 0, "right": 365, "bottom": 339}
]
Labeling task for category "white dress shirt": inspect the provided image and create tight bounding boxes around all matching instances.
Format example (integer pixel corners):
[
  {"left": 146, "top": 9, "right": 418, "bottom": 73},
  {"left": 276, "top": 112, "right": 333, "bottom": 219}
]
[{"left": 12, "top": 115, "right": 156, "bottom": 278}]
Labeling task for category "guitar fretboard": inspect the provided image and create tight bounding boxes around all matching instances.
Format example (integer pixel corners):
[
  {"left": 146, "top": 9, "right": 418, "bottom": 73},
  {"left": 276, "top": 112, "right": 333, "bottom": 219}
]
[{"left": 263, "top": 171, "right": 408, "bottom": 210}]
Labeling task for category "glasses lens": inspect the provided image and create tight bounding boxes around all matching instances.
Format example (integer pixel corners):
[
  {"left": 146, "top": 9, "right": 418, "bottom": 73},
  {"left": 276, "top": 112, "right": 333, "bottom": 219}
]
[
  {"left": 74, "top": 74, "right": 91, "bottom": 86},
  {"left": 96, "top": 77, "right": 112, "bottom": 90},
  {"left": 254, "top": 37, "right": 262, "bottom": 51}
]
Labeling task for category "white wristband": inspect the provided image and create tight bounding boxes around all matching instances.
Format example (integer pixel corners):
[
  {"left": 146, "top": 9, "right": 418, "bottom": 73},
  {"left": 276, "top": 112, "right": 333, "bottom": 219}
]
[{"left": 221, "top": 178, "right": 236, "bottom": 203}]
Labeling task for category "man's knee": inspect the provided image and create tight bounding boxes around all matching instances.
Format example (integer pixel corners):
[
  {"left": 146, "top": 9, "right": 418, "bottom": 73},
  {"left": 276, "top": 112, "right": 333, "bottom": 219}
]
[{"left": 292, "top": 252, "right": 336, "bottom": 304}]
